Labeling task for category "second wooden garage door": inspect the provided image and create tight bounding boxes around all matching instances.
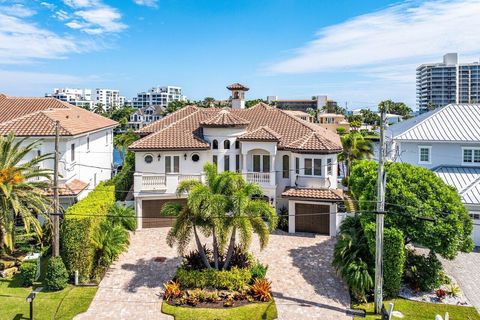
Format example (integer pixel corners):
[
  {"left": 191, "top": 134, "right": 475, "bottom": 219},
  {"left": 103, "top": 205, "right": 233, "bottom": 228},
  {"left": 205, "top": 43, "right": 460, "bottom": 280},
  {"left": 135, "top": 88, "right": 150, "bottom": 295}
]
[
  {"left": 295, "top": 203, "right": 330, "bottom": 235},
  {"left": 142, "top": 199, "right": 186, "bottom": 228}
]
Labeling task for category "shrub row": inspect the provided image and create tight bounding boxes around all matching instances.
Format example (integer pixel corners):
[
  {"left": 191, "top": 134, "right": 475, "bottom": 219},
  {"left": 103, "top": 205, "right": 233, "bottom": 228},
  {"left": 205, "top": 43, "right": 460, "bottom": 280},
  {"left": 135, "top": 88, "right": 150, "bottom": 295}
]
[
  {"left": 176, "top": 267, "right": 252, "bottom": 291},
  {"left": 364, "top": 222, "right": 405, "bottom": 298},
  {"left": 60, "top": 182, "right": 115, "bottom": 282}
]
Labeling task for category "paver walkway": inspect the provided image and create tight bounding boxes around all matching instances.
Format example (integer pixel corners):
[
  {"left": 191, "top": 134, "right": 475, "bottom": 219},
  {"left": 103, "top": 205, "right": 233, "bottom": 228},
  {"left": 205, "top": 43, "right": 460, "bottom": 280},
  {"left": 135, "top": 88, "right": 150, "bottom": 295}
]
[
  {"left": 440, "top": 248, "right": 480, "bottom": 311},
  {"left": 76, "top": 228, "right": 351, "bottom": 320}
]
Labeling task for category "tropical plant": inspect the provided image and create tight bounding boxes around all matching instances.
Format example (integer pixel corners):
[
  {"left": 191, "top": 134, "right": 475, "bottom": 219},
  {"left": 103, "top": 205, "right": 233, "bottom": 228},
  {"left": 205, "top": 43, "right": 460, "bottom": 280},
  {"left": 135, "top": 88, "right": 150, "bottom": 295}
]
[
  {"left": 164, "top": 280, "right": 181, "bottom": 301},
  {"left": 108, "top": 203, "right": 136, "bottom": 231},
  {"left": 250, "top": 278, "right": 272, "bottom": 302},
  {"left": 250, "top": 261, "right": 268, "bottom": 280},
  {"left": 445, "top": 284, "right": 460, "bottom": 297},
  {"left": 113, "top": 130, "right": 138, "bottom": 162},
  {"left": 91, "top": 221, "right": 129, "bottom": 275},
  {"left": 332, "top": 216, "right": 373, "bottom": 302},
  {"left": 92, "top": 103, "right": 105, "bottom": 115},
  {"left": 162, "top": 163, "right": 277, "bottom": 270},
  {"left": 0, "top": 133, "right": 53, "bottom": 252},
  {"left": 338, "top": 132, "right": 373, "bottom": 179}
]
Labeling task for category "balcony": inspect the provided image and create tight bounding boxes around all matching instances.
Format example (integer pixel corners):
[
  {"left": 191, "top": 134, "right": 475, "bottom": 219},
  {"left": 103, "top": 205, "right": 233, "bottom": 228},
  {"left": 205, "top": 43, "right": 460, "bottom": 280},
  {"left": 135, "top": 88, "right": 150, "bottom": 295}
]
[
  {"left": 245, "top": 172, "right": 271, "bottom": 184},
  {"left": 141, "top": 174, "right": 166, "bottom": 190},
  {"left": 134, "top": 173, "right": 203, "bottom": 193}
]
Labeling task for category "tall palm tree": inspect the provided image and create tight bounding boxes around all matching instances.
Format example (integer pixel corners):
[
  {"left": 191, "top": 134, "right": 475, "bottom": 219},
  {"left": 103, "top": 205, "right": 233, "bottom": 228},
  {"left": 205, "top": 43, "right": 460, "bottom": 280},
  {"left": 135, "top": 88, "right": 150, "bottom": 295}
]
[
  {"left": 338, "top": 132, "right": 373, "bottom": 180},
  {"left": 0, "top": 133, "right": 53, "bottom": 252},
  {"left": 113, "top": 130, "right": 138, "bottom": 162},
  {"left": 92, "top": 103, "right": 105, "bottom": 115}
]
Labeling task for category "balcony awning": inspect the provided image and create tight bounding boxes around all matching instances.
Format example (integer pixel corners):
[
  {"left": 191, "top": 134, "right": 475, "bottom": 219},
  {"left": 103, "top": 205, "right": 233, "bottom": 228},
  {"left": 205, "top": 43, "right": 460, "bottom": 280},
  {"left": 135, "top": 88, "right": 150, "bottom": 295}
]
[{"left": 281, "top": 187, "right": 343, "bottom": 202}]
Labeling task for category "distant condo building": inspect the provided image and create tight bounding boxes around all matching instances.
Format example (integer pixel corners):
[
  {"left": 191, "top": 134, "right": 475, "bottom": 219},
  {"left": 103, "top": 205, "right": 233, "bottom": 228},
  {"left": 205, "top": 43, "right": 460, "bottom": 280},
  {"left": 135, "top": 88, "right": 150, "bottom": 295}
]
[
  {"left": 417, "top": 53, "right": 480, "bottom": 113},
  {"left": 132, "top": 86, "right": 186, "bottom": 108},
  {"left": 46, "top": 88, "right": 93, "bottom": 109},
  {"left": 92, "top": 88, "right": 125, "bottom": 109},
  {"left": 268, "top": 95, "right": 338, "bottom": 112}
]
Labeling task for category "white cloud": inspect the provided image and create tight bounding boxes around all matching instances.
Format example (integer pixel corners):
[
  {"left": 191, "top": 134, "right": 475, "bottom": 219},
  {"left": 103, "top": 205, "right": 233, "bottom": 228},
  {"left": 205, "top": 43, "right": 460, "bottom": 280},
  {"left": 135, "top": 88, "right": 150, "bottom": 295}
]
[
  {"left": 63, "top": 0, "right": 99, "bottom": 9},
  {"left": 65, "top": 20, "right": 86, "bottom": 29},
  {"left": 74, "top": 7, "right": 127, "bottom": 33},
  {"left": 40, "top": 2, "right": 56, "bottom": 10},
  {"left": 54, "top": 9, "right": 70, "bottom": 21},
  {"left": 1, "top": 4, "right": 36, "bottom": 17},
  {"left": 133, "top": 0, "right": 158, "bottom": 8},
  {"left": 268, "top": 0, "right": 480, "bottom": 76},
  {"left": 0, "top": 12, "right": 79, "bottom": 64}
]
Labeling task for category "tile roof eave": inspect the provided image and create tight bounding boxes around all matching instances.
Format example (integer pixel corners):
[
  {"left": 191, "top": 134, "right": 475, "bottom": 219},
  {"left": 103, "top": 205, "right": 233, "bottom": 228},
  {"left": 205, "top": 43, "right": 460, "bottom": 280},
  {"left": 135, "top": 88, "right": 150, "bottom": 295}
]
[
  {"left": 128, "top": 146, "right": 210, "bottom": 152},
  {"left": 281, "top": 147, "right": 342, "bottom": 154}
]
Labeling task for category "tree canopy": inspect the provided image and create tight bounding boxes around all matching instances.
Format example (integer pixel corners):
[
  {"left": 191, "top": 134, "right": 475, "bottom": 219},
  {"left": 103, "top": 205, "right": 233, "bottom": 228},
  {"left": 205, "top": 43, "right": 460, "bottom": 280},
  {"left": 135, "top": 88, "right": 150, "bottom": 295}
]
[
  {"left": 349, "top": 160, "right": 474, "bottom": 259},
  {"left": 378, "top": 100, "right": 412, "bottom": 118}
]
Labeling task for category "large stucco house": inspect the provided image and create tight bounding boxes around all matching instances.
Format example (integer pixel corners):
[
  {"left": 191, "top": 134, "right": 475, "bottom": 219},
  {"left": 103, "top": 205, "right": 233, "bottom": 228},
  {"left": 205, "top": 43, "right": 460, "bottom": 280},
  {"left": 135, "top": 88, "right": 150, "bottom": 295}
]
[
  {"left": 130, "top": 84, "right": 344, "bottom": 235},
  {"left": 0, "top": 94, "right": 117, "bottom": 208},
  {"left": 387, "top": 103, "right": 480, "bottom": 246}
]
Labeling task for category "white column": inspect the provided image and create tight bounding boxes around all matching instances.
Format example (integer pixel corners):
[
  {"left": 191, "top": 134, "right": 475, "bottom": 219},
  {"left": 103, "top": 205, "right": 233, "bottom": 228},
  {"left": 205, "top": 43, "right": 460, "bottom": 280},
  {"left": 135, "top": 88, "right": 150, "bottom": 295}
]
[
  {"left": 270, "top": 154, "right": 275, "bottom": 186},
  {"left": 288, "top": 200, "right": 295, "bottom": 233},
  {"left": 242, "top": 154, "right": 247, "bottom": 173},
  {"left": 135, "top": 198, "right": 142, "bottom": 230}
]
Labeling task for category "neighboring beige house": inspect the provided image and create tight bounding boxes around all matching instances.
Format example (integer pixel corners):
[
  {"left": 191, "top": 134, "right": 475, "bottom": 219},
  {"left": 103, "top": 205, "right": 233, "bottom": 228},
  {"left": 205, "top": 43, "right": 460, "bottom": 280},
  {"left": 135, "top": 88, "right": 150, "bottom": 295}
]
[
  {"left": 318, "top": 113, "right": 350, "bottom": 133},
  {"left": 0, "top": 94, "right": 117, "bottom": 208},
  {"left": 130, "top": 84, "right": 344, "bottom": 236}
]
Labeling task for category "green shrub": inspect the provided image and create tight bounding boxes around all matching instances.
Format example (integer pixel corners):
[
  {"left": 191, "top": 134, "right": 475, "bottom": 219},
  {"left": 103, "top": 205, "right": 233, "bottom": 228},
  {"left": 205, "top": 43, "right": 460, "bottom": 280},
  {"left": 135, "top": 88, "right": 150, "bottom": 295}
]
[
  {"left": 60, "top": 182, "right": 115, "bottom": 282},
  {"left": 336, "top": 127, "right": 347, "bottom": 135},
  {"left": 277, "top": 207, "right": 288, "bottom": 232},
  {"left": 176, "top": 267, "right": 251, "bottom": 291},
  {"left": 364, "top": 223, "right": 405, "bottom": 298},
  {"left": 404, "top": 248, "right": 442, "bottom": 291},
  {"left": 251, "top": 261, "right": 268, "bottom": 280},
  {"left": 18, "top": 261, "right": 38, "bottom": 287},
  {"left": 44, "top": 256, "right": 68, "bottom": 291},
  {"left": 113, "top": 152, "right": 134, "bottom": 201}
]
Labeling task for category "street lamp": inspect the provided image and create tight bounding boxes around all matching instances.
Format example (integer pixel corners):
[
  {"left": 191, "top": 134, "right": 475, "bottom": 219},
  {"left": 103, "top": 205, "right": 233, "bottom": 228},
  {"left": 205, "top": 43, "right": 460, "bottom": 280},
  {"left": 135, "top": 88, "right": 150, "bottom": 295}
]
[{"left": 26, "top": 292, "right": 36, "bottom": 320}]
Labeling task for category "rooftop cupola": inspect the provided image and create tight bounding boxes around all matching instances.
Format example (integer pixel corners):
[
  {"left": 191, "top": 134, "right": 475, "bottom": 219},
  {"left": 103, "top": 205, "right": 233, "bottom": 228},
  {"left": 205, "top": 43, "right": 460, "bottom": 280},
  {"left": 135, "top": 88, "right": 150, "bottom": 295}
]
[{"left": 227, "top": 83, "right": 249, "bottom": 109}]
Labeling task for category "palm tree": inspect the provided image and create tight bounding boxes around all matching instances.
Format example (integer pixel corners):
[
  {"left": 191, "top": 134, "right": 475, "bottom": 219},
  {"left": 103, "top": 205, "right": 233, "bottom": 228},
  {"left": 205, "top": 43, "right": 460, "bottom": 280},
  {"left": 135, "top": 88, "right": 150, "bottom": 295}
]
[
  {"left": 338, "top": 132, "right": 373, "bottom": 180},
  {"left": 92, "top": 103, "right": 105, "bottom": 115},
  {"left": 0, "top": 133, "right": 53, "bottom": 252},
  {"left": 108, "top": 203, "right": 136, "bottom": 231},
  {"left": 92, "top": 221, "right": 129, "bottom": 274},
  {"left": 113, "top": 130, "right": 138, "bottom": 162}
]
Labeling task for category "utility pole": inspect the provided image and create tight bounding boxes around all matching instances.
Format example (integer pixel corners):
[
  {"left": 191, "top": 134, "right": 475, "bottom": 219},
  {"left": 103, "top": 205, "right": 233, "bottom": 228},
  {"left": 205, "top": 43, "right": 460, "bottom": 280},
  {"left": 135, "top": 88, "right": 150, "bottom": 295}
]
[
  {"left": 52, "top": 120, "right": 60, "bottom": 257},
  {"left": 374, "top": 107, "right": 387, "bottom": 314}
]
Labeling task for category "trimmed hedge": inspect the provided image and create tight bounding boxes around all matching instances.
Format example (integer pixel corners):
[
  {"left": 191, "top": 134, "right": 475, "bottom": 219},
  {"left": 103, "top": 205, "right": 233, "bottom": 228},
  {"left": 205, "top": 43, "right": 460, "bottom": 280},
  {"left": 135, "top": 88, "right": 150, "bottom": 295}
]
[
  {"left": 364, "top": 222, "right": 405, "bottom": 298},
  {"left": 176, "top": 267, "right": 252, "bottom": 291},
  {"left": 60, "top": 182, "right": 115, "bottom": 282},
  {"left": 44, "top": 256, "right": 68, "bottom": 291},
  {"left": 18, "top": 261, "right": 38, "bottom": 287}
]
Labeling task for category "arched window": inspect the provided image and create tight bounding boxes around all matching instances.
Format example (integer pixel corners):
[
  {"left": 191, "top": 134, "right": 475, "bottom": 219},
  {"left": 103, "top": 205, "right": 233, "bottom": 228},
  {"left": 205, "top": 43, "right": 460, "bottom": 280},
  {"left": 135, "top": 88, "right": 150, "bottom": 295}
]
[
  {"left": 212, "top": 139, "right": 218, "bottom": 149},
  {"left": 224, "top": 140, "right": 230, "bottom": 149},
  {"left": 282, "top": 155, "right": 290, "bottom": 178},
  {"left": 235, "top": 140, "right": 240, "bottom": 149}
]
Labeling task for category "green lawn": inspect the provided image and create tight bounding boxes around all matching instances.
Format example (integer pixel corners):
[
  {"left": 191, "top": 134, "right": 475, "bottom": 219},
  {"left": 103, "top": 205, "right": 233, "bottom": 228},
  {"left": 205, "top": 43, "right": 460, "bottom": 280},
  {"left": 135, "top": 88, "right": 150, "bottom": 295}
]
[
  {"left": 353, "top": 298, "right": 480, "bottom": 320},
  {"left": 0, "top": 274, "right": 97, "bottom": 320},
  {"left": 161, "top": 300, "right": 278, "bottom": 320}
]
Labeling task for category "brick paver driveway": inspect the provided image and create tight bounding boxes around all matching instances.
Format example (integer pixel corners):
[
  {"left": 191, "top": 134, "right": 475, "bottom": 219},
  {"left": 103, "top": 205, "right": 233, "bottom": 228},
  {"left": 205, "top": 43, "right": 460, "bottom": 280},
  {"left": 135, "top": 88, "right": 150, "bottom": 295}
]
[
  {"left": 440, "top": 248, "right": 480, "bottom": 311},
  {"left": 76, "top": 228, "right": 350, "bottom": 320}
]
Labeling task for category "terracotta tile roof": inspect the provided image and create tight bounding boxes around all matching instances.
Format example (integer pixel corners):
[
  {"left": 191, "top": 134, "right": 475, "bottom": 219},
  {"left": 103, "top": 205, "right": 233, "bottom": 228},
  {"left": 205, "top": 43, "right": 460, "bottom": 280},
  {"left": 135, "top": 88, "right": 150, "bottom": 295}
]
[
  {"left": 281, "top": 187, "right": 343, "bottom": 201},
  {"left": 284, "top": 131, "right": 342, "bottom": 154},
  {"left": 45, "top": 179, "right": 89, "bottom": 197},
  {"left": 200, "top": 109, "right": 250, "bottom": 127},
  {"left": 135, "top": 105, "right": 199, "bottom": 135},
  {"left": 130, "top": 102, "right": 342, "bottom": 153},
  {"left": 0, "top": 94, "right": 117, "bottom": 136},
  {"left": 238, "top": 126, "right": 281, "bottom": 141},
  {"left": 226, "top": 83, "right": 249, "bottom": 91}
]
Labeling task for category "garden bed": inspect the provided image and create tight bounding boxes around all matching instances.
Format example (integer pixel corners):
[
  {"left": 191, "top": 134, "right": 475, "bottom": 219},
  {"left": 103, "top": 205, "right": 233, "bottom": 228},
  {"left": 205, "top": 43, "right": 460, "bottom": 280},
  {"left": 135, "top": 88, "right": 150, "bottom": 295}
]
[{"left": 162, "top": 300, "right": 277, "bottom": 320}]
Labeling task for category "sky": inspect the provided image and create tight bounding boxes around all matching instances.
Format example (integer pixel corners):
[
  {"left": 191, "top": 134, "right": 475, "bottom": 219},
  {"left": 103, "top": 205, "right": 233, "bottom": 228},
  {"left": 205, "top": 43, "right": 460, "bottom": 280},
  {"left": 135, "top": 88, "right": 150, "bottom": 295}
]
[{"left": 1, "top": 0, "right": 480, "bottom": 110}]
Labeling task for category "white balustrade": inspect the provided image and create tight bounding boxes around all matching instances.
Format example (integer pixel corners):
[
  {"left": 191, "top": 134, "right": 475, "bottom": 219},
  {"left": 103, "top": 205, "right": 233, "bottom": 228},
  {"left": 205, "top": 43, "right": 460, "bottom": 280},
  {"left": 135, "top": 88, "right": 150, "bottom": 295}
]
[
  {"left": 141, "top": 174, "right": 166, "bottom": 190},
  {"left": 246, "top": 172, "right": 270, "bottom": 184}
]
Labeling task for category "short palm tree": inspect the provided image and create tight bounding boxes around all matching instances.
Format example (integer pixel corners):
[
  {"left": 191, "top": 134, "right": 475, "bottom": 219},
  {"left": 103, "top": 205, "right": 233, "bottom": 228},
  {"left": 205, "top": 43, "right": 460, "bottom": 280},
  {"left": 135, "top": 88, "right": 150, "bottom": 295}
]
[
  {"left": 0, "top": 133, "right": 53, "bottom": 253},
  {"left": 92, "top": 221, "right": 129, "bottom": 276},
  {"left": 108, "top": 203, "right": 136, "bottom": 231},
  {"left": 339, "top": 132, "right": 373, "bottom": 179}
]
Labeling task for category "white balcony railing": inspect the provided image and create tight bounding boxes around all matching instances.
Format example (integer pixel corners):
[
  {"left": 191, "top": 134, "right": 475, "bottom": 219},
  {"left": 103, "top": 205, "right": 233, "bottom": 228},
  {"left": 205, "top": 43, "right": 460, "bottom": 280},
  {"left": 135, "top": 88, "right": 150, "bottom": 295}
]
[
  {"left": 141, "top": 174, "right": 166, "bottom": 190},
  {"left": 246, "top": 172, "right": 270, "bottom": 184}
]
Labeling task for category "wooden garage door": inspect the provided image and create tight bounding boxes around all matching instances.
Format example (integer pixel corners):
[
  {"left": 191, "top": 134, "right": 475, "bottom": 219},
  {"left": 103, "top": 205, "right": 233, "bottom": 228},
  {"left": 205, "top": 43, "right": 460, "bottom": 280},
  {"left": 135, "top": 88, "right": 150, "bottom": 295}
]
[
  {"left": 295, "top": 203, "right": 330, "bottom": 235},
  {"left": 142, "top": 199, "right": 186, "bottom": 228}
]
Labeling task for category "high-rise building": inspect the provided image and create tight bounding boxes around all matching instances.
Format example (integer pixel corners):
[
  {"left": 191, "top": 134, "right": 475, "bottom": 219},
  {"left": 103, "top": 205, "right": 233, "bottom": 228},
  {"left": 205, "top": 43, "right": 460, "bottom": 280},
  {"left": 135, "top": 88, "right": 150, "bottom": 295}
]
[
  {"left": 417, "top": 53, "right": 480, "bottom": 113},
  {"left": 46, "top": 88, "right": 93, "bottom": 109},
  {"left": 131, "top": 86, "right": 186, "bottom": 108},
  {"left": 269, "top": 95, "right": 338, "bottom": 112},
  {"left": 92, "top": 88, "right": 125, "bottom": 109}
]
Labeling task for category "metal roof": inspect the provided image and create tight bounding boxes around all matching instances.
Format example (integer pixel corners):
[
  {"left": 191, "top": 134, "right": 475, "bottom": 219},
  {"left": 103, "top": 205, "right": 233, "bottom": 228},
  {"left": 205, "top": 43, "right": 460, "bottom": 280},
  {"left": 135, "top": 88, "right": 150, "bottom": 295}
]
[
  {"left": 387, "top": 104, "right": 480, "bottom": 142},
  {"left": 434, "top": 166, "right": 480, "bottom": 205}
]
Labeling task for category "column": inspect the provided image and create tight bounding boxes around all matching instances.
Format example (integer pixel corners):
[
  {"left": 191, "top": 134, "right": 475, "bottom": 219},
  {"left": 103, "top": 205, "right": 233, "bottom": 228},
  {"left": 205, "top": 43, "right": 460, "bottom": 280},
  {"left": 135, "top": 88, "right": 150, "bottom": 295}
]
[{"left": 270, "top": 154, "right": 275, "bottom": 186}]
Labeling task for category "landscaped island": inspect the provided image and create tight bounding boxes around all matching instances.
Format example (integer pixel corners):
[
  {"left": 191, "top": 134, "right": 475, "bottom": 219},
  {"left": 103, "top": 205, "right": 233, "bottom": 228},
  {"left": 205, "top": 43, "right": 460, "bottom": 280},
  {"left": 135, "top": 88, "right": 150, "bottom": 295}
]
[{"left": 160, "top": 163, "right": 278, "bottom": 319}]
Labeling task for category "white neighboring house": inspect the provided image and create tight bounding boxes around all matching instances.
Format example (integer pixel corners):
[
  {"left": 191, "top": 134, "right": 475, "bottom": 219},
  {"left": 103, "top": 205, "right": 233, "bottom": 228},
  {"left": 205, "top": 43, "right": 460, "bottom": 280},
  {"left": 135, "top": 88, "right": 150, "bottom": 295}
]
[
  {"left": 128, "top": 105, "right": 165, "bottom": 130},
  {"left": 0, "top": 94, "right": 118, "bottom": 208},
  {"left": 387, "top": 103, "right": 480, "bottom": 246},
  {"left": 129, "top": 83, "right": 344, "bottom": 236}
]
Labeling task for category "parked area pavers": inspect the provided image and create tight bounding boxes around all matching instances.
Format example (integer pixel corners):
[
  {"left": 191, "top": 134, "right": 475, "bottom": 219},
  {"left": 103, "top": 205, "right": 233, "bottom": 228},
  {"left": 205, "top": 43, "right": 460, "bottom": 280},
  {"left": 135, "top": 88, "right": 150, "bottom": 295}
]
[
  {"left": 440, "top": 248, "right": 480, "bottom": 311},
  {"left": 76, "top": 228, "right": 351, "bottom": 320}
]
